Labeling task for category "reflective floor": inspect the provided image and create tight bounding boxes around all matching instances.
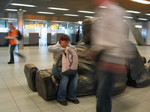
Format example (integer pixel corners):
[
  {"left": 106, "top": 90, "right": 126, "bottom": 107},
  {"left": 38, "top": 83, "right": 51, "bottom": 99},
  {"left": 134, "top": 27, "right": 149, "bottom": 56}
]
[{"left": 0, "top": 45, "right": 150, "bottom": 112}]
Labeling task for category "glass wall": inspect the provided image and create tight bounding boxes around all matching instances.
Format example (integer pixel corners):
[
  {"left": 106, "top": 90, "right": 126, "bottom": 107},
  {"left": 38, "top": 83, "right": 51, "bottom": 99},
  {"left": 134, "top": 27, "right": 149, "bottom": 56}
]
[
  {"left": 0, "top": 19, "right": 17, "bottom": 32},
  {"left": 0, "top": 18, "right": 82, "bottom": 46},
  {"left": 0, "top": 19, "right": 18, "bottom": 46},
  {"left": 47, "top": 21, "right": 82, "bottom": 44},
  {"left": 47, "top": 21, "right": 67, "bottom": 44},
  {"left": 24, "top": 20, "right": 47, "bottom": 45}
]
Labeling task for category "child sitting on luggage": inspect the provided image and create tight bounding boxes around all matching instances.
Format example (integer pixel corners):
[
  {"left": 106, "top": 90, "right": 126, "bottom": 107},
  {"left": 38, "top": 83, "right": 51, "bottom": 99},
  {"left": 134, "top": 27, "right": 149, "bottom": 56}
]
[{"left": 48, "top": 34, "right": 79, "bottom": 106}]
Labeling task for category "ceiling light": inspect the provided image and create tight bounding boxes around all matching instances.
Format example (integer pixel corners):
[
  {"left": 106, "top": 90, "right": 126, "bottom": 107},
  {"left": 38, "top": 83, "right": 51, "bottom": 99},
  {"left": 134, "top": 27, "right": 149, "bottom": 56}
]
[
  {"left": 5, "top": 9, "right": 26, "bottom": 12},
  {"left": 11, "top": 3, "right": 36, "bottom": 7},
  {"left": 99, "top": 6, "right": 107, "bottom": 8},
  {"left": 37, "top": 11, "right": 54, "bottom": 14},
  {"left": 78, "top": 21, "right": 82, "bottom": 24},
  {"left": 64, "top": 14, "right": 79, "bottom": 16},
  {"left": 126, "top": 10, "right": 141, "bottom": 14},
  {"left": 85, "top": 16, "right": 93, "bottom": 18},
  {"left": 146, "top": 13, "right": 150, "bottom": 16},
  {"left": 123, "top": 16, "right": 133, "bottom": 19},
  {"left": 48, "top": 7, "right": 69, "bottom": 11},
  {"left": 78, "top": 10, "right": 95, "bottom": 14},
  {"left": 131, "top": 0, "right": 150, "bottom": 4},
  {"left": 0, "top": 18, "right": 17, "bottom": 20},
  {"left": 134, "top": 25, "right": 142, "bottom": 28},
  {"left": 138, "top": 18, "right": 147, "bottom": 21}
]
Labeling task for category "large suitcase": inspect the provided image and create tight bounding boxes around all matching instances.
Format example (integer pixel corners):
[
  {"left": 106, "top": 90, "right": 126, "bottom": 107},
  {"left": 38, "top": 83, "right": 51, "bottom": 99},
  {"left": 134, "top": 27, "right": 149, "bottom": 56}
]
[
  {"left": 77, "top": 62, "right": 96, "bottom": 96},
  {"left": 36, "top": 69, "right": 58, "bottom": 100},
  {"left": 24, "top": 64, "right": 38, "bottom": 91},
  {"left": 112, "top": 72, "right": 127, "bottom": 95}
]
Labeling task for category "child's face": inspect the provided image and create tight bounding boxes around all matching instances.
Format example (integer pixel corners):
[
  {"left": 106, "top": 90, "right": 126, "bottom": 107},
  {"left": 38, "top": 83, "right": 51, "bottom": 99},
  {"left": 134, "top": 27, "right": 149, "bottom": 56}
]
[
  {"left": 7, "top": 24, "right": 13, "bottom": 28},
  {"left": 60, "top": 40, "right": 70, "bottom": 48}
]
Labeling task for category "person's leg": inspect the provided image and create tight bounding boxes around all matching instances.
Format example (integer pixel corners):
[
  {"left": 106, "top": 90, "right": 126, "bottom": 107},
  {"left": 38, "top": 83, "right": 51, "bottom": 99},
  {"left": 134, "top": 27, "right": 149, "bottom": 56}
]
[
  {"left": 9, "top": 45, "right": 16, "bottom": 63},
  {"left": 52, "top": 66, "right": 69, "bottom": 105},
  {"left": 67, "top": 74, "right": 78, "bottom": 100},
  {"left": 52, "top": 65, "right": 61, "bottom": 79},
  {"left": 57, "top": 73, "right": 69, "bottom": 101},
  {"left": 14, "top": 44, "right": 25, "bottom": 58},
  {"left": 96, "top": 70, "right": 114, "bottom": 112}
]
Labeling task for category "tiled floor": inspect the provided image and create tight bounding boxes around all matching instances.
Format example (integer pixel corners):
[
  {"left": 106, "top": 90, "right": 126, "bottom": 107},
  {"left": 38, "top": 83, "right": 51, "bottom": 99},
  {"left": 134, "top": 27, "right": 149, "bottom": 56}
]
[{"left": 0, "top": 45, "right": 150, "bottom": 112}]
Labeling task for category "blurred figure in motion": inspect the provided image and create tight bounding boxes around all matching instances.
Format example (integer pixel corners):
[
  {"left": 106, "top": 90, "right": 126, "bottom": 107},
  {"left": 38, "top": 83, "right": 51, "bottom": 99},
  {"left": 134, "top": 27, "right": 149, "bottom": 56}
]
[
  {"left": 87, "top": 0, "right": 136, "bottom": 112},
  {"left": 4, "top": 23, "right": 25, "bottom": 64}
]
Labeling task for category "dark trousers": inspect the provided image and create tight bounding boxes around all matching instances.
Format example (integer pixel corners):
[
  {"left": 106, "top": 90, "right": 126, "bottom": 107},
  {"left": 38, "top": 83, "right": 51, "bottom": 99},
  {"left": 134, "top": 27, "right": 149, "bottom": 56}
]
[
  {"left": 9, "top": 44, "right": 16, "bottom": 62},
  {"left": 96, "top": 70, "right": 115, "bottom": 112}
]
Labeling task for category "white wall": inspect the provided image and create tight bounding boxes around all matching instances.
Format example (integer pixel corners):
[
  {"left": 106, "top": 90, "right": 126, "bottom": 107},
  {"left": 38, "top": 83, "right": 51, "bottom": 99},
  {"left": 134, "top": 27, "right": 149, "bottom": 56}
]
[
  {"left": 128, "top": 22, "right": 142, "bottom": 45},
  {"left": 129, "top": 30, "right": 137, "bottom": 44}
]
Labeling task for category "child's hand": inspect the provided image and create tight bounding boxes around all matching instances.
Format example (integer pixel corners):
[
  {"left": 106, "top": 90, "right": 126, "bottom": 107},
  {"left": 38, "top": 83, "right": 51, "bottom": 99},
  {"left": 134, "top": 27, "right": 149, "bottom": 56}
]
[
  {"left": 63, "top": 48, "right": 66, "bottom": 52},
  {"left": 4, "top": 36, "right": 9, "bottom": 39}
]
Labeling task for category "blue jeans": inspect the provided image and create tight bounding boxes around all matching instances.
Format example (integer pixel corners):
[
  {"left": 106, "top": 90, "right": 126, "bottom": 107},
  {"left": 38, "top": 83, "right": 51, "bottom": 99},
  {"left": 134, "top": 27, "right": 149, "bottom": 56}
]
[
  {"left": 96, "top": 70, "right": 115, "bottom": 112},
  {"left": 52, "top": 65, "right": 78, "bottom": 101}
]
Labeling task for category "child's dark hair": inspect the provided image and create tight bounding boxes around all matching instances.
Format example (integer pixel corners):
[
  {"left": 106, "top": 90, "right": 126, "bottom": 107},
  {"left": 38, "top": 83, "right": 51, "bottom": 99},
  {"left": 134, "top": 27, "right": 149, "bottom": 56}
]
[{"left": 59, "top": 34, "right": 70, "bottom": 43}]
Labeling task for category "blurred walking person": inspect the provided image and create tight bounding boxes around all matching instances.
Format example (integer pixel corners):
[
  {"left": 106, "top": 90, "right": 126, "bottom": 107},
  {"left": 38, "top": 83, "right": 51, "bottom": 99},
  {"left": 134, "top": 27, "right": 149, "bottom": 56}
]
[
  {"left": 87, "top": 0, "right": 136, "bottom": 112},
  {"left": 4, "top": 23, "right": 24, "bottom": 64}
]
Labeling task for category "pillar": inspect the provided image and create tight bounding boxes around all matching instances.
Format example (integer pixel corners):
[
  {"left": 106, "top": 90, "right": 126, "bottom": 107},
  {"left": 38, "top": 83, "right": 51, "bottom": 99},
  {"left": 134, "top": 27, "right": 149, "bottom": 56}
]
[{"left": 17, "top": 8, "right": 24, "bottom": 49}]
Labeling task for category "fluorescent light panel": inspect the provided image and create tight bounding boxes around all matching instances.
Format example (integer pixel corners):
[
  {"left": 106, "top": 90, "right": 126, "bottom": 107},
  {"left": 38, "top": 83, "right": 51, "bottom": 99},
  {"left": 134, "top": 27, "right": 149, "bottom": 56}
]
[
  {"left": 131, "top": 0, "right": 150, "bottom": 4},
  {"left": 78, "top": 21, "right": 82, "bottom": 24},
  {"left": 85, "top": 16, "right": 93, "bottom": 18},
  {"left": 48, "top": 7, "right": 69, "bottom": 11},
  {"left": 134, "top": 25, "right": 142, "bottom": 28},
  {"left": 146, "top": 13, "right": 150, "bottom": 16},
  {"left": 64, "top": 14, "right": 79, "bottom": 16},
  {"left": 126, "top": 10, "right": 141, "bottom": 14},
  {"left": 78, "top": 10, "right": 95, "bottom": 14},
  {"left": 138, "top": 18, "right": 147, "bottom": 21},
  {"left": 99, "top": 6, "right": 107, "bottom": 8},
  {"left": 37, "top": 11, "right": 54, "bottom": 14},
  {"left": 5, "top": 9, "right": 26, "bottom": 12},
  {"left": 11, "top": 3, "right": 36, "bottom": 7},
  {"left": 123, "top": 16, "right": 133, "bottom": 19}
]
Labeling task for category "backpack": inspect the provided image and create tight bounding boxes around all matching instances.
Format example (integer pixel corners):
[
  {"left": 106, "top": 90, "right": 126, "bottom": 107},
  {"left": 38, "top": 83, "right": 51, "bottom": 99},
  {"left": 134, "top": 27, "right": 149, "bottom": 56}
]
[
  {"left": 56, "top": 47, "right": 78, "bottom": 76},
  {"left": 16, "top": 30, "right": 22, "bottom": 41}
]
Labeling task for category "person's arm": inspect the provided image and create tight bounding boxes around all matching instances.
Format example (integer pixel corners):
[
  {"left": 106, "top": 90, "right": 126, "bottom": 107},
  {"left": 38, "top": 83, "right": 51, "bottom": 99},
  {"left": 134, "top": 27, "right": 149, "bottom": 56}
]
[
  {"left": 4, "top": 36, "right": 17, "bottom": 39},
  {"left": 4, "top": 30, "right": 18, "bottom": 39},
  {"left": 48, "top": 44, "right": 64, "bottom": 53}
]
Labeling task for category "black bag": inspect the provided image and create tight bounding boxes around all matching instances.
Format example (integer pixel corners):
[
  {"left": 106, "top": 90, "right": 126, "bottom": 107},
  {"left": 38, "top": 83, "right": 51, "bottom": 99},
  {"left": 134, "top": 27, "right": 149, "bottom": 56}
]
[
  {"left": 16, "top": 30, "right": 23, "bottom": 41},
  {"left": 24, "top": 64, "right": 38, "bottom": 91}
]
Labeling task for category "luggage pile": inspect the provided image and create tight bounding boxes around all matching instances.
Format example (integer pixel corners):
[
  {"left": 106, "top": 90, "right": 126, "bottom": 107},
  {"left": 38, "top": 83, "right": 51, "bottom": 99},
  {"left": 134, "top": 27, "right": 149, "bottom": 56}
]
[{"left": 24, "top": 64, "right": 58, "bottom": 100}]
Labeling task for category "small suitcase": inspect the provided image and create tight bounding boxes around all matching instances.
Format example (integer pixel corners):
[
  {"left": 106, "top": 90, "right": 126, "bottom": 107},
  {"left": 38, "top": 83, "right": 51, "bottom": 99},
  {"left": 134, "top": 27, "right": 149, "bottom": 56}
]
[
  {"left": 36, "top": 69, "right": 58, "bottom": 101},
  {"left": 24, "top": 64, "right": 38, "bottom": 91}
]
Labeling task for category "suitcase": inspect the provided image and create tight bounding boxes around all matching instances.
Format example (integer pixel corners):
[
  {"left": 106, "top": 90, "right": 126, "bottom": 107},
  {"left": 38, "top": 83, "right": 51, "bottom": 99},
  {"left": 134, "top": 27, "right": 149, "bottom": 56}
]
[
  {"left": 112, "top": 72, "right": 127, "bottom": 95},
  {"left": 77, "top": 74, "right": 96, "bottom": 96},
  {"left": 24, "top": 64, "right": 38, "bottom": 91},
  {"left": 36, "top": 69, "right": 58, "bottom": 101},
  {"left": 77, "top": 62, "right": 96, "bottom": 96}
]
